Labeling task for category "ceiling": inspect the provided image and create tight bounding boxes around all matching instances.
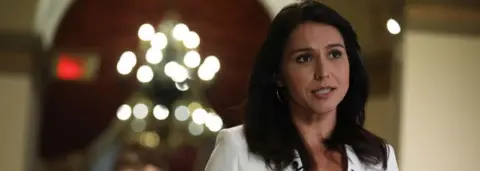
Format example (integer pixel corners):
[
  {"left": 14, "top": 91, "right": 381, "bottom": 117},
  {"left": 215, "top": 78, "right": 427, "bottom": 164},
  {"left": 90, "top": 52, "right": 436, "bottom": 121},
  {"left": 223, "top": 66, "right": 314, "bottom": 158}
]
[
  {"left": 406, "top": 1, "right": 480, "bottom": 36},
  {"left": 409, "top": 0, "right": 480, "bottom": 8}
]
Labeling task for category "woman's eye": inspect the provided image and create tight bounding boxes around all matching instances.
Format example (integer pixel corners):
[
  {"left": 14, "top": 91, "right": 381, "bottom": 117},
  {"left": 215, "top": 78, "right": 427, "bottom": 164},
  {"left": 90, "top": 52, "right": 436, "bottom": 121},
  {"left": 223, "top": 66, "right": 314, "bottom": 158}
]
[
  {"left": 295, "top": 54, "right": 313, "bottom": 63},
  {"left": 328, "top": 50, "right": 343, "bottom": 59}
]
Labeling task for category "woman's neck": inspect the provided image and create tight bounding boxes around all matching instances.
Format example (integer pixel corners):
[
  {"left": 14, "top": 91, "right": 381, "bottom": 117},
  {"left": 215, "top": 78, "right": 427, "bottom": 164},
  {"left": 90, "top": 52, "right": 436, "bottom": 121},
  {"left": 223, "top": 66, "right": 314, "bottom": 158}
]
[
  {"left": 291, "top": 108, "right": 337, "bottom": 149},
  {"left": 290, "top": 106, "right": 341, "bottom": 170}
]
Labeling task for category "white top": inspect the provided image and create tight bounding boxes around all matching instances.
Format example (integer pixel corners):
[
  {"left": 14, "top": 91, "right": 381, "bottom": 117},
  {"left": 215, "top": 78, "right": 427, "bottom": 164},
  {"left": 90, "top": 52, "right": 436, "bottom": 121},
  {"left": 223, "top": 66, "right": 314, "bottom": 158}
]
[{"left": 205, "top": 125, "right": 399, "bottom": 171}]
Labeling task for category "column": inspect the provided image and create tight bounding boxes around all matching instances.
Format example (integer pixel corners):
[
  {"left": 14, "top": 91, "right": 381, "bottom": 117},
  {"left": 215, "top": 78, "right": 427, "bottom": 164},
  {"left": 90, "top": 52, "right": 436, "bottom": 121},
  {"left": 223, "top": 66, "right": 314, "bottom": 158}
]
[
  {"left": 399, "top": 4, "right": 480, "bottom": 171},
  {"left": 0, "top": 31, "right": 43, "bottom": 171}
]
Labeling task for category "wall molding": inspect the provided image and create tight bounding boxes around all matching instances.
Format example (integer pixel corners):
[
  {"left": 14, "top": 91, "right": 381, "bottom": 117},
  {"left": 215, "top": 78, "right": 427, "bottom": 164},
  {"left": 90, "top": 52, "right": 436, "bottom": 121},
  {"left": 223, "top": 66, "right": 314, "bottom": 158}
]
[
  {"left": 406, "top": 4, "right": 480, "bottom": 35},
  {"left": 0, "top": 31, "right": 42, "bottom": 74}
]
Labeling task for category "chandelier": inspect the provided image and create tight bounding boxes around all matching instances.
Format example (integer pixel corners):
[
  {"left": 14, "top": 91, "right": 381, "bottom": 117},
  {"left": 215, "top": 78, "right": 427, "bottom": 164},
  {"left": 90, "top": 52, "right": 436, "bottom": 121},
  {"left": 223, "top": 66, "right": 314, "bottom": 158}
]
[{"left": 114, "top": 16, "right": 224, "bottom": 149}]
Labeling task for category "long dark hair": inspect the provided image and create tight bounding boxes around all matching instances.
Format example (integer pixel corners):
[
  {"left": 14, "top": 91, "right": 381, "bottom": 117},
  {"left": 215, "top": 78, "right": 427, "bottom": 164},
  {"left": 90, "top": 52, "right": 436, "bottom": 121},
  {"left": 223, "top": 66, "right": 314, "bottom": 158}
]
[{"left": 243, "top": 1, "right": 388, "bottom": 170}]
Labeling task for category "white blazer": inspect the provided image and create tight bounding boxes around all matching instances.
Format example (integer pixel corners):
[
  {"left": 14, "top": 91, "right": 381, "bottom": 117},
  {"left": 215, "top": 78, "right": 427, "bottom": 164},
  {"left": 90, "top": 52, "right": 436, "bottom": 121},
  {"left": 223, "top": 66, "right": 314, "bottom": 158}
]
[{"left": 205, "top": 125, "right": 399, "bottom": 171}]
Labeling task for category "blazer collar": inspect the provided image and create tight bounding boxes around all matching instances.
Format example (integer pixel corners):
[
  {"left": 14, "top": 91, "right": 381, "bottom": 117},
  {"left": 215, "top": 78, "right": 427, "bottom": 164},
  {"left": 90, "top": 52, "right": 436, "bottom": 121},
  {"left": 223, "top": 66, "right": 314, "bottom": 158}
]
[
  {"left": 286, "top": 150, "right": 303, "bottom": 171},
  {"left": 288, "top": 145, "right": 365, "bottom": 171},
  {"left": 345, "top": 145, "right": 365, "bottom": 171}
]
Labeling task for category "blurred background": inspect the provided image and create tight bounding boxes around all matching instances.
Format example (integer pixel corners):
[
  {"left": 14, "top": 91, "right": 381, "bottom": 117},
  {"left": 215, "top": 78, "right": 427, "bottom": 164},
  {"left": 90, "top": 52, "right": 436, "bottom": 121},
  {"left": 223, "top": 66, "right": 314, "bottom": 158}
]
[{"left": 0, "top": 0, "right": 479, "bottom": 171}]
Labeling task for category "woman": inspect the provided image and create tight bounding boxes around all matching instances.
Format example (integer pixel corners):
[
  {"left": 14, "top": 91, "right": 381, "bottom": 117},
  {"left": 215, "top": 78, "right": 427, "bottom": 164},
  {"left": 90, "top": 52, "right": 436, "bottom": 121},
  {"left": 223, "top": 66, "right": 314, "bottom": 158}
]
[{"left": 205, "top": 1, "right": 398, "bottom": 171}]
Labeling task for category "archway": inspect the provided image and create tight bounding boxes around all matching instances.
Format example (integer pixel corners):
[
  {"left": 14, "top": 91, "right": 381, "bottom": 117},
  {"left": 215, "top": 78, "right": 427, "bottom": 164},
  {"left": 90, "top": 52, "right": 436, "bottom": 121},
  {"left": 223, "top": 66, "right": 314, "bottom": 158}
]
[
  {"left": 33, "top": 0, "right": 291, "bottom": 48},
  {"left": 38, "top": 0, "right": 272, "bottom": 166}
]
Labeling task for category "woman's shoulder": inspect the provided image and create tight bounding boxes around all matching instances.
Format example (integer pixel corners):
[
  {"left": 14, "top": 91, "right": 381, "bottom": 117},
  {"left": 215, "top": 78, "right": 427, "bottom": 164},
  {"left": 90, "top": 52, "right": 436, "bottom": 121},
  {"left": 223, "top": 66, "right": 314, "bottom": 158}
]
[
  {"left": 219, "top": 124, "right": 245, "bottom": 137},
  {"left": 214, "top": 125, "right": 253, "bottom": 156},
  {"left": 206, "top": 125, "right": 272, "bottom": 171},
  {"left": 345, "top": 144, "right": 399, "bottom": 171},
  {"left": 216, "top": 125, "right": 247, "bottom": 147}
]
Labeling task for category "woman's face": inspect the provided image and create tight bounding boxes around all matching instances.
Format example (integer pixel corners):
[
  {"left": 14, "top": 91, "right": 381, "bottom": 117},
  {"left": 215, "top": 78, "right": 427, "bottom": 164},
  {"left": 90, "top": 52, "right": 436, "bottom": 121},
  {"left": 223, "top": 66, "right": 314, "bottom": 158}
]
[{"left": 279, "top": 22, "right": 349, "bottom": 115}]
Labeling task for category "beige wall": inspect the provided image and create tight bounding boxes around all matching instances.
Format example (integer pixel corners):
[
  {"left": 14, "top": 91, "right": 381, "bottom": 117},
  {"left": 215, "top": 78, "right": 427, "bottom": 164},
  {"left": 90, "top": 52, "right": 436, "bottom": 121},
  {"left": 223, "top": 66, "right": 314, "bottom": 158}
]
[
  {"left": 365, "top": 95, "right": 397, "bottom": 147},
  {"left": 0, "top": 31, "right": 41, "bottom": 171},
  {"left": 400, "top": 31, "right": 480, "bottom": 170},
  {"left": 0, "top": 0, "right": 37, "bottom": 31},
  {"left": 0, "top": 67, "right": 33, "bottom": 170},
  {"left": 0, "top": 0, "right": 43, "bottom": 169}
]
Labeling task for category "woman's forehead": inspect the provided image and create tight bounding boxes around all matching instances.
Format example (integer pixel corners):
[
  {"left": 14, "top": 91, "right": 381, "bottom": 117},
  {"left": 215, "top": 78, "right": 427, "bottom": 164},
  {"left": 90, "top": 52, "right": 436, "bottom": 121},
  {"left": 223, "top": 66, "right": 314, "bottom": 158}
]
[{"left": 286, "top": 22, "right": 345, "bottom": 50}]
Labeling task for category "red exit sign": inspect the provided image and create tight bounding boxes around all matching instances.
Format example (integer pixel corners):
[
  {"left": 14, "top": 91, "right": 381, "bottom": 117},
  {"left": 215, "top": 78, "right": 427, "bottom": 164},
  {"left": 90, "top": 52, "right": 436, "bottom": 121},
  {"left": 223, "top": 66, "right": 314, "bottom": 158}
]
[{"left": 54, "top": 52, "right": 100, "bottom": 81}]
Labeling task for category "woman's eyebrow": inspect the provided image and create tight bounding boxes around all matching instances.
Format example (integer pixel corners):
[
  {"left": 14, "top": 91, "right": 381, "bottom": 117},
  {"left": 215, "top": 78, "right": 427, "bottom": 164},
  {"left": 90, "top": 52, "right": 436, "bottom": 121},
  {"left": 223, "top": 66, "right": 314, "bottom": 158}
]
[
  {"left": 326, "top": 43, "right": 345, "bottom": 49},
  {"left": 288, "top": 47, "right": 313, "bottom": 56}
]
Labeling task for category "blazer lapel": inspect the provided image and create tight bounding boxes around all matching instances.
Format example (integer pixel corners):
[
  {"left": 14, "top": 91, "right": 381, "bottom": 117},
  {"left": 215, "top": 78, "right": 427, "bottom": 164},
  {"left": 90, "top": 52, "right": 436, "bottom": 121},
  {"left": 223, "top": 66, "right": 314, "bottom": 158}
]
[
  {"left": 284, "top": 150, "right": 304, "bottom": 171},
  {"left": 345, "top": 145, "right": 365, "bottom": 171},
  {"left": 287, "top": 147, "right": 366, "bottom": 171}
]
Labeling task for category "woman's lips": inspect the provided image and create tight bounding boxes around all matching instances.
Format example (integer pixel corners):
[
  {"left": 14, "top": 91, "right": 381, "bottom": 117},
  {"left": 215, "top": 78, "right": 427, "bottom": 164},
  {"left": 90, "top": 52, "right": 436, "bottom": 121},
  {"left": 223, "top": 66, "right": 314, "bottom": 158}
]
[{"left": 311, "top": 87, "right": 336, "bottom": 99}]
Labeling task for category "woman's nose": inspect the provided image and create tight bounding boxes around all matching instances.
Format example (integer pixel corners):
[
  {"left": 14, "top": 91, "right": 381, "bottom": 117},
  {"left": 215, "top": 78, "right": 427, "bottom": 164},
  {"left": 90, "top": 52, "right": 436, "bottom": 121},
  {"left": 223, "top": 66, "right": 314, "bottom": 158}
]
[
  {"left": 314, "top": 59, "right": 331, "bottom": 80},
  {"left": 314, "top": 71, "right": 330, "bottom": 80}
]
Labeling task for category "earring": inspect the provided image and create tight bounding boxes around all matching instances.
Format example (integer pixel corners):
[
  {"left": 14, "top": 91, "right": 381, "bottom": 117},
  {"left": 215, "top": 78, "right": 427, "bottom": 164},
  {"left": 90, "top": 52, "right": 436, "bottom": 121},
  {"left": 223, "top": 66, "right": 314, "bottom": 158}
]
[{"left": 276, "top": 88, "right": 284, "bottom": 103}]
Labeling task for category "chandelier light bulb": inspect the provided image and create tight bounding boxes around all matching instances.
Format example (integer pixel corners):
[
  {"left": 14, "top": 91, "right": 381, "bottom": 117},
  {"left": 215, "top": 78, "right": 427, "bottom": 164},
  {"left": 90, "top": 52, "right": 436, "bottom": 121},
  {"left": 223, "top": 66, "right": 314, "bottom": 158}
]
[
  {"left": 164, "top": 61, "right": 179, "bottom": 77},
  {"left": 205, "top": 113, "right": 223, "bottom": 132},
  {"left": 153, "top": 104, "right": 169, "bottom": 120},
  {"left": 198, "top": 64, "right": 215, "bottom": 81},
  {"left": 171, "top": 65, "right": 189, "bottom": 82},
  {"left": 164, "top": 62, "right": 188, "bottom": 82},
  {"left": 175, "top": 82, "right": 189, "bottom": 91},
  {"left": 172, "top": 23, "right": 190, "bottom": 41},
  {"left": 117, "top": 51, "right": 137, "bottom": 75},
  {"left": 146, "top": 47, "right": 163, "bottom": 64},
  {"left": 131, "top": 119, "right": 146, "bottom": 133},
  {"left": 137, "top": 65, "right": 154, "bottom": 83},
  {"left": 116, "top": 104, "right": 132, "bottom": 121},
  {"left": 138, "top": 23, "right": 155, "bottom": 41},
  {"left": 174, "top": 105, "right": 190, "bottom": 121},
  {"left": 192, "top": 108, "right": 208, "bottom": 125},
  {"left": 150, "top": 32, "right": 168, "bottom": 49},
  {"left": 204, "top": 55, "right": 221, "bottom": 73},
  {"left": 183, "top": 31, "right": 200, "bottom": 49},
  {"left": 133, "top": 103, "right": 149, "bottom": 119},
  {"left": 184, "top": 50, "right": 201, "bottom": 68},
  {"left": 188, "top": 121, "right": 204, "bottom": 136}
]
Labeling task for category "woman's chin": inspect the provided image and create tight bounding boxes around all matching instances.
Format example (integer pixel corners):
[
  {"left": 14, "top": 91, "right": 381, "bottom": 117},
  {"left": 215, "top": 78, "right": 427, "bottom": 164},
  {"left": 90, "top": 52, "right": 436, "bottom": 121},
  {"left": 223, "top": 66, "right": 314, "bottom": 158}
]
[{"left": 311, "top": 104, "right": 337, "bottom": 115}]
